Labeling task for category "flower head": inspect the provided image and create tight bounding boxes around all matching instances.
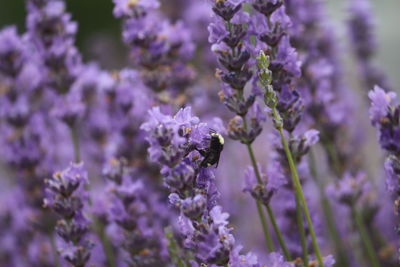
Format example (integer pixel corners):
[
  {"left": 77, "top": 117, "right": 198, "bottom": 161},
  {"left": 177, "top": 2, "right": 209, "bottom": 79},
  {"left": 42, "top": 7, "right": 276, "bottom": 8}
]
[{"left": 368, "top": 85, "right": 396, "bottom": 125}]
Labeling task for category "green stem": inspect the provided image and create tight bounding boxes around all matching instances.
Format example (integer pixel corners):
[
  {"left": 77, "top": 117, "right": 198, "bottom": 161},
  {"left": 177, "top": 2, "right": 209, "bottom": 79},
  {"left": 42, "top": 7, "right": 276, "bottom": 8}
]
[
  {"left": 246, "top": 142, "right": 293, "bottom": 259},
  {"left": 274, "top": 108, "right": 324, "bottom": 267},
  {"left": 265, "top": 15, "right": 277, "bottom": 57},
  {"left": 288, "top": 134, "right": 308, "bottom": 266},
  {"left": 351, "top": 206, "right": 381, "bottom": 267},
  {"left": 309, "top": 149, "right": 351, "bottom": 267},
  {"left": 165, "top": 227, "right": 188, "bottom": 267},
  {"left": 94, "top": 218, "right": 117, "bottom": 267},
  {"left": 265, "top": 205, "right": 292, "bottom": 260},
  {"left": 256, "top": 201, "right": 275, "bottom": 252},
  {"left": 241, "top": 116, "right": 275, "bottom": 252},
  {"left": 295, "top": 193, "right": 309, "bottom": 266},
  {"left": 321, "top": 137, "right": 342, "bottom": 177},
  {"left": 69, "top": 125, "right": 81, "bottom": 163},
  {"left": 50, "top": 235, "right": 60, "bottom": 267}
]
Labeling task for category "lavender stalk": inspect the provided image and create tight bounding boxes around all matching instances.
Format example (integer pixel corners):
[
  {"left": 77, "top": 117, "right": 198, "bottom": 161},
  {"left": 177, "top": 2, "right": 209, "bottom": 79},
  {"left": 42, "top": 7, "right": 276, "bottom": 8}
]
[
  {"left": 207, "top": 0, "right": 289, "bottom": 255},
  {"left": 44, "top": 163, "right": 93, "bottom": 267},
  {"left": 351, "top": 205, "right": 381, "bottom": 267},
  {"left": 257, "top": 51, "right": 324, "bottom": 266},
  {"left": 369, "top": 86, "right": 400, "bottom": 262},
  {"left": 245, "top": 138, "right": 291, "bottom": 258}
]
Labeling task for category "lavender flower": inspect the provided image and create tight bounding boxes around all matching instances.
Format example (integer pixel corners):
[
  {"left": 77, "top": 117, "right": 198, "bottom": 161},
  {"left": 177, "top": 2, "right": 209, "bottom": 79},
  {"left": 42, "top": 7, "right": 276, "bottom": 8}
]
[
  {"left": 142, "top": 106, "right": 292, "bottom": 266},
  {"left": 113, "top": 0, "right": 195, "bottom": 97},
  {"left": 244, "top": 164, "right": 284, "bottom": 206},
  {"left": 44, "top": 162, "right": 93, "bottom": 266},
  {"left": 369, "top": 86, "right": 400, "bottom": 153},
  {"left": 209, "top": 0, "right": 257, "bottom": 122},
  {"left": 141, "top": 106, "right": 234, "bottom": 264},
  {"left": 348, "top": 0, "right": 391, "bottom": 91},
  {"left": 0, "top": 187, "right": 55, "bottom": 266},
  {"left": 250, "top": 3, "right": 303, "bottom": 132},
  {"left": 0, "top": 26, "right": 45, "bottom": 172},
  {"left": 327, "top": 172, "right": 369, "bottom": 207},
  {"left": 102, "top": 158, "right": 170, "bottom": 266},
  {"left": 26, "top": 0, "right": 81, "bottom": 93},
  {"left": 0, "top": 24, "right": 62, "bottom": 266},
  {"left": 284, "top": 0, "right": 357, "bottom": 175},
  {"left": 370, "top": 86, "right": 400, "bottom": 247}
]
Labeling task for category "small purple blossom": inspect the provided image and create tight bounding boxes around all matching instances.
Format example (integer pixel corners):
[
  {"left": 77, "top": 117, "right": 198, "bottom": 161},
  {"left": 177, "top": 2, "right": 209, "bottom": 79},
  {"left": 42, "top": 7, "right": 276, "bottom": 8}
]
[
  {"left": 368, "top": 85, "right": 396, "bottom": 126},
  {"left": 348, "top": 0, "right": 391, "bottom": 91},
  {"left": 244, "top": 164, "right": 284, "bottom": 206},
  {"left": 327, "top": 172, "right": 369, "bottom": 206},
  {"left": 44, "top": 162, "right": 93, "bottom": 266}
]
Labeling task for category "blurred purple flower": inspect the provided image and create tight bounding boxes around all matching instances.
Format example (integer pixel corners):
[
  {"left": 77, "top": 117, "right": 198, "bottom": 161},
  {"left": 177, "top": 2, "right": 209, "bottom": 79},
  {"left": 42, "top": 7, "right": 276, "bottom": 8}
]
[
  {"left": 44, "top": 162, "right": 93, "bottom": 266},
  {"left": 368, "top": 85, "right": 396, "bottom": 126}
]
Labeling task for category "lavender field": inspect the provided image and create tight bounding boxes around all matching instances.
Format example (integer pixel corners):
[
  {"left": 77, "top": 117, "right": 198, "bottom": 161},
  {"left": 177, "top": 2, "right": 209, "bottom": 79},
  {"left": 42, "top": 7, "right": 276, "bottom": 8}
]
[{"left": 0, "top": 0, "right": 399, "bottom": 266}]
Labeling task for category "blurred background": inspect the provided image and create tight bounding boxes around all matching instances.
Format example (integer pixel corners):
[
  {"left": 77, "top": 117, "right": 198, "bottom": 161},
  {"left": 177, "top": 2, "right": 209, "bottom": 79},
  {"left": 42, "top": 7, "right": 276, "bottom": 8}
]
[{"left": 0, "top": 0, "right": 399, "bottom": 88}]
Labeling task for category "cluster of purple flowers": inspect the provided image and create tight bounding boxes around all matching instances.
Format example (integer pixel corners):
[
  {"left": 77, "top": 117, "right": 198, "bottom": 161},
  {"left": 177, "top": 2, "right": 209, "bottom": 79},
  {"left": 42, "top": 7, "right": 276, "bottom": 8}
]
[
  {"left": 369, "top": 87, "right": 400, "bottom": 251},
  {"left": 44, "top": 162, "right": 93, "bottom": 266},
  {"left": 0, "top": 0, "right": 398, "bottom": 266}
]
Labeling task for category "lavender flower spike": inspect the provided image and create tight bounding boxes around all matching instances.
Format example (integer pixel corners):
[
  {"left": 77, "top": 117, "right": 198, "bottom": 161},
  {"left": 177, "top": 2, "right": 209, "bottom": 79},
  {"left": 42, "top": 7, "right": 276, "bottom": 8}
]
[
  {"left": 44, "top": 162, "right": 93, "bottom": 267},
  {"left": 369, "top": 85, "right": 400, "bottom": 262},
  {"left": 141, "top": 106, "right": 234, "bottom": 264},
  {"left": 142, "top": 106, "right": 292, "bottom": 266},
  {"left": 348, "top": 0, "right": 391, "bottom": 91}
]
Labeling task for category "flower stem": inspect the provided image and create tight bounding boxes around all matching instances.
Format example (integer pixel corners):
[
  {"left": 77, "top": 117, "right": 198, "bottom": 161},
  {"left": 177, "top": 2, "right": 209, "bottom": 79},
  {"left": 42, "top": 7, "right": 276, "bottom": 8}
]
[
  {"left": 246, "top": 142, "right": 293, "bottom": 259},
  {"left": 289, "top": 132, "right": 309, "bottom": 265},
  {"left": 241, "top": 116, "right": 275, "bottom": 252},
  {"left": 165, "top": 227, "right": 188, "bottom": 267},
  {"left": 69, "top": 125, "right": 81, "bottom": 163},
  {"left": 50, "top": 234, "right": 60, "bottom": 267},
  {"left": 94, "top": 217, "right": 117, "bottom": 267},
  {"left": 309, "top": 149, "right": 351, "bottom": 267},
  {"left": 321, "top": 135, "right": 342, "bottom": 177},
  {"left": 255, "top": 199, "right": 275, "bottom": 252},
  {"left": 265, "top": 205, "right": 292, "bottom": 260},
  {"left": 295, "top": 193, "right": 309, "bottom": 265},
  {"left": 273, "top": 108, "right": 324, "bottom": 266},
  {"left": 351, "top": 205, "right": 381, "bottom": 267}
]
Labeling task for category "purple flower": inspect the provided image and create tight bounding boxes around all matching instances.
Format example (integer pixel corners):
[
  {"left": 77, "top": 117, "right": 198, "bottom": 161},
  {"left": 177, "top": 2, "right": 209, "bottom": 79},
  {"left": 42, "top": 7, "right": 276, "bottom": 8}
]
[
  {"left": 208, "top": 19, "right": 229, "bottom": 44},
  {"left": 44, "top": 162, "right": 93, "bottom": 266},
  {"left": 264, "top": 252, "right": 293, "bottom": 267},
  {"left": 348, "top": 0, "right": 390, "bottom": 91},
  {"left": 384, "top": 156, "right": 400, "bottom": 192},
  {"left": 142, "top": 106, "right": 245, "bottom": 265},
  {"left": 113, "top": 0, "right": 160, "bottom": 18},
  {"left": 243, "top": 164, "right": 283, "bottom": 206},
  {"left": 304, "top": 129, "right": 320, "bottom": 147},
  {"left": 26, "top": 0, "right": 82, "bottom": 93},
  {"left": 229, "top": 246, "right": 260, "bottom": 267},
  {"left": 0, "top": 26, "right": 26, "bottom": 77},
  {"left": 251, "top": 4, "right": 303, "bottom": 133},
  {"left": 228, "top": 103, "right": 266, "bottom": 144},
  {"left": 368, "top": 85, "right": 396, "bottom": 126},
  {"left": 251, "top": 0, "right": 283, "bottom": 17},
  {"left": 102, "top": 158, "right": 170, "bottom": 265},
  {"left": 114, "top": 0, "right": 195, "bottom": 95},
  {"left": 51, "top": 90, "right": 85, "bottom": 126},
  {"left": 369, "top": 85, "right": 400, "bottom": 261},
  {"left": 327, "top": 172, "right": 369, "bottom": 206}
]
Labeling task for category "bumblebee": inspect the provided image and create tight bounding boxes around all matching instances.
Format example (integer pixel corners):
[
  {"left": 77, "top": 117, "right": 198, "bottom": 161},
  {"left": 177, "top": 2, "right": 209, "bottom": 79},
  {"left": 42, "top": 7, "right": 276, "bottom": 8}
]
[{"left": 197, "top": 132, "right": 224, "bottom": 168}]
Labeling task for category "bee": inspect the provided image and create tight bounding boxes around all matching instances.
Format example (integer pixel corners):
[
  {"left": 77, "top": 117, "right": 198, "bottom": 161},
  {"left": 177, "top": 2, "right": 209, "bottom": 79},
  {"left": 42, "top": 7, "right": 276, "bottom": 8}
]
[{"left": 197, "top": 131, "right": 224, "bottom": 168}]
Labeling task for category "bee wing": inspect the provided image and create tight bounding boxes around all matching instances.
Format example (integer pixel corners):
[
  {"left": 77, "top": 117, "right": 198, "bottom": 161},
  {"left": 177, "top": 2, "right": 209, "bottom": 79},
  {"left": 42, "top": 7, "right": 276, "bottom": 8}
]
[
  {"left": 200, "top": 154, "right": 211, "bottom": 167},
  {"left": 214, "top": 152, "right": 221, "bottom": 168}
]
